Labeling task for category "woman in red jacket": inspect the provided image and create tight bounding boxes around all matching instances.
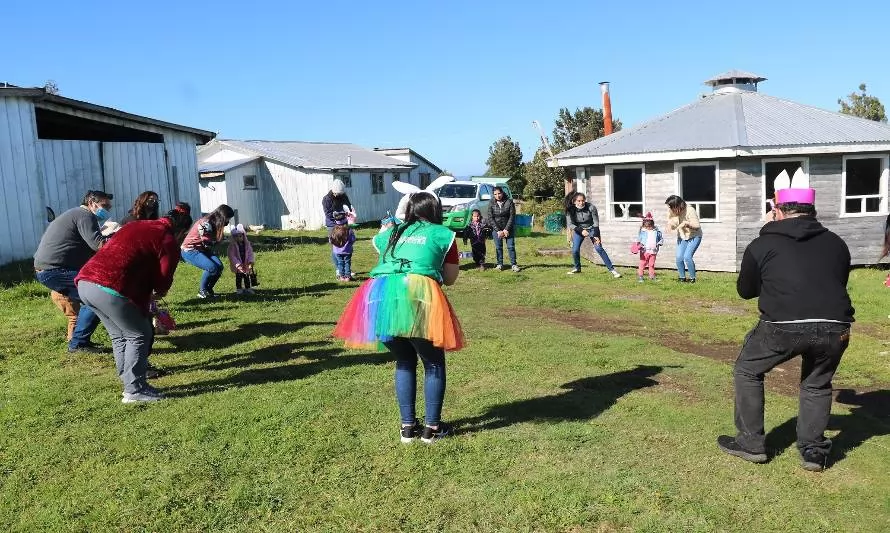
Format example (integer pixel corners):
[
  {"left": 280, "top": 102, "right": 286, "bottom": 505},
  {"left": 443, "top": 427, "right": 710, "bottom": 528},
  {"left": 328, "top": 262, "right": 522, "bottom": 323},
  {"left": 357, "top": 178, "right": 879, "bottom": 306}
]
[{"left": 75, "top": 209, "right": 192, "bottom": 403}]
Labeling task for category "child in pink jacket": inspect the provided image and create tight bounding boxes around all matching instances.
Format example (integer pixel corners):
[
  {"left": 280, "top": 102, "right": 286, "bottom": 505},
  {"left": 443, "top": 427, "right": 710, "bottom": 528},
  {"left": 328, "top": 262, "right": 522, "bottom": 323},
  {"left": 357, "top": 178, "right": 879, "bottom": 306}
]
[{"left": 228, "top": 224, "right": 257, "bottom": 295}]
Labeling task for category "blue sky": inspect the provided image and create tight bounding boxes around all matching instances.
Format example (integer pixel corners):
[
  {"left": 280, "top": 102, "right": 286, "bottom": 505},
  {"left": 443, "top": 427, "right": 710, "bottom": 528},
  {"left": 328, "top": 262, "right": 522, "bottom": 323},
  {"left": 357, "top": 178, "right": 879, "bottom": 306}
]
[{"left": 4, "top": 0, "right": 889, "bottom": 176}]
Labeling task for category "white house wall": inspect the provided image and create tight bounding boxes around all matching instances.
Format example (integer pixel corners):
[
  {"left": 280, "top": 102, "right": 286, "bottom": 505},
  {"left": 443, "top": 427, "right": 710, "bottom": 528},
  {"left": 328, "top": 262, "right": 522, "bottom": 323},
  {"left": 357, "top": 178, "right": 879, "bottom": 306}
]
[
  {"left": 199, "top": 178, "right": 227, "bottom": 215},
  {"left": 36, "top": 140, "right": 102, "bottom": 215},
  {"left": 221, "top": 162, "right": 267, "bottom": 226},
  {"left": 0, "top": 97, "right": 45, "bottom": 265}
]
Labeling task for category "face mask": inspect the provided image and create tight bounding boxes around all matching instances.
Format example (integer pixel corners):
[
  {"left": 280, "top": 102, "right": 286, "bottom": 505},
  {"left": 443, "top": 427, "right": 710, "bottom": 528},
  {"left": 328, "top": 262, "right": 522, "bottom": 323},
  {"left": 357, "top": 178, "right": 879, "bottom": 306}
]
[{"left": 94, "top": 207, "right": 110, "bottom": 222}]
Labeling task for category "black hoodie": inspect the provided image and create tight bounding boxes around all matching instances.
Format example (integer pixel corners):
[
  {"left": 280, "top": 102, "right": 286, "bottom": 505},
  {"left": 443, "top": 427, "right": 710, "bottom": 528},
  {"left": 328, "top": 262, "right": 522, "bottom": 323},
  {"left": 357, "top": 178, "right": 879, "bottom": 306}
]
[{"left": 737, "top": 216, "right": 854, "bottom": 323}]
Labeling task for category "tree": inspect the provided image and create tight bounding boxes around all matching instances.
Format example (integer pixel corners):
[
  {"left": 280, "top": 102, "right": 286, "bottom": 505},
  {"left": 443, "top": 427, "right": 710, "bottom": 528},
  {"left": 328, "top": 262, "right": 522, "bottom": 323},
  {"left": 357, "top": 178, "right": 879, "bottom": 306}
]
[
  {"left": 523, "top": 147, "right": 566, "bottom": 198},
  {"left": 43, "top": 80, "right": 60, "bottom": 95},
  {"left": 551, "top": 107, "right": 622, "bottom": 153},
  {"left": 838, "top": 83, "right": 887, "bottom": 122},
  {"left": 485, "top": 136, "right": 524, "bottom": 195}
]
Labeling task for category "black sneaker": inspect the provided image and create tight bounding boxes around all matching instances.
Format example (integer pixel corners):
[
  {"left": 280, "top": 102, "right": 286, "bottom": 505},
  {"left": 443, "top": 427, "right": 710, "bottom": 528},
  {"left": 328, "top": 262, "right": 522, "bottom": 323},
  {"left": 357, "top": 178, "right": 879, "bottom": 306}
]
[
  {"left": 421, "top": 422, "right": 452, "bottom": 444},
  {"left": 800, "top": 449, "right": 827, "bottom": 472},
  {"left": 400, "top": 418, "right": 422, "bottom": 444},
  {"left": 717, "top": 435, "right": 767, "bottom": 463},
  {"left": 688, "top": 278, "right": 697, "bottom": 284}
]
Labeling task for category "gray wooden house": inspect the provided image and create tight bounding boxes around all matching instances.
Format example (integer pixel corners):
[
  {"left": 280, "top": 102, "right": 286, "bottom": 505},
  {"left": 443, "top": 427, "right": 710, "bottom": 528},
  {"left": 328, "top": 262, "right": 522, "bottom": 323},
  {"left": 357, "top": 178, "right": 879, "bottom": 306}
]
[{"left": 551, "top": 70, "right": 890, "bottom": 272}]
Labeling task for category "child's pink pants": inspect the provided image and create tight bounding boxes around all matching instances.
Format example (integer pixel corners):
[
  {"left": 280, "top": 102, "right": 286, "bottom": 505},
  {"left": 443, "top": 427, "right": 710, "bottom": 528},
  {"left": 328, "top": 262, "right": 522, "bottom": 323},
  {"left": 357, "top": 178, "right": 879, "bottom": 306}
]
[{"left": 638, "top": 253, "right": 657, "bottom": 278}]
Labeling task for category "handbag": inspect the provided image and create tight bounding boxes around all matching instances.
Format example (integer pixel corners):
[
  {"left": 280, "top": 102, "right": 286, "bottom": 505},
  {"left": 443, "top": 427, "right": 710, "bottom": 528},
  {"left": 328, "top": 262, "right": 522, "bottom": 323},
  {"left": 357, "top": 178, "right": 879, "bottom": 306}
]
[
  {"left": 154, "top": 299, "right": 176, "bottom": 331},
  {"left": 630, "top": 242, "right": 641, "bottom": 254},
  {"left": 249, "top": 268, "right": 259, "bottom": 287}
]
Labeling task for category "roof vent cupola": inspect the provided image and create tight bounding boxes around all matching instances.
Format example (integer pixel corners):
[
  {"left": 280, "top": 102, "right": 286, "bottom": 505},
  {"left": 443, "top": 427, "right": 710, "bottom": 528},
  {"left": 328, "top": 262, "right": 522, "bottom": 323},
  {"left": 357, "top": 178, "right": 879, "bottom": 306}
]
[{"left": 704, "top": 70, "right": 766, "bottom": 94}]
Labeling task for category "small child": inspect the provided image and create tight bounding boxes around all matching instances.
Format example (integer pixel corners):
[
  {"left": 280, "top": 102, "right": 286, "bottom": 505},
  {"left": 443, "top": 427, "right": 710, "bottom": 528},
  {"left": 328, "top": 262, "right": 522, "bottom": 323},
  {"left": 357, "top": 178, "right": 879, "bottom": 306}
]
[
  {"left": 228, "top": 224, "right": 256, "bottom": 294},
  {"left": 636, "top": 212, "right": 663, "bottom": 282},
  {"left": 462, "top": 209, "right": 489, "bottom": 270},
  {"left": 330, "top": 222, "right": 356, "bottom": 281}
]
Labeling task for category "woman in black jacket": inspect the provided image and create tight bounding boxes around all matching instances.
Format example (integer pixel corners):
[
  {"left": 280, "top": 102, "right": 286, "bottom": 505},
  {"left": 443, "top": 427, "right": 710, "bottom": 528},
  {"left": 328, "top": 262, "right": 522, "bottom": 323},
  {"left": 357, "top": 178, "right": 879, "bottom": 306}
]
[
  {"left": 487, "top": 187, "right": 520, "bottom": 272},
  {"left": 566, "top": 193, "right": 621, "bottom": 277}
]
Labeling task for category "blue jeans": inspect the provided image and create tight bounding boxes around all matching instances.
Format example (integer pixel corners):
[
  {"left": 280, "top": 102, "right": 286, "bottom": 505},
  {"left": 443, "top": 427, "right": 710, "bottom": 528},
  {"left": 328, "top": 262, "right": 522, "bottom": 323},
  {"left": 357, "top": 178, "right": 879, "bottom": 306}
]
[
  {"left": 675, "top": 234, "right": 702, "bottom": 280},
  {"left": 571, "top": 231, "right": 615, "bottom": 271},
  {"left": 493, "top": 231, "right": 517, "bottom": 266},
  {"left": 334, "top": 253, "right": 352, "bottom": 278},
  {"left": 384, "top": 337, "right": 446, "bottom": 426},
  {"left": 181, "top": 249, "right": 224, "bottom": 293},
  {"left": 35, "top": 268, "right": 101, "bottom": 350}
]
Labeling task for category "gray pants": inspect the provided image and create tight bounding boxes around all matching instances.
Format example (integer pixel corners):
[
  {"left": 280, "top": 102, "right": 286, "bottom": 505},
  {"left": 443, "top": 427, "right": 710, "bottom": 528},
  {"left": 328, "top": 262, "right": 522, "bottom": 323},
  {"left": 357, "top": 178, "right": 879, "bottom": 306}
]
[{"left": 77, "top": 280, "right": 153, "bottom": 394}]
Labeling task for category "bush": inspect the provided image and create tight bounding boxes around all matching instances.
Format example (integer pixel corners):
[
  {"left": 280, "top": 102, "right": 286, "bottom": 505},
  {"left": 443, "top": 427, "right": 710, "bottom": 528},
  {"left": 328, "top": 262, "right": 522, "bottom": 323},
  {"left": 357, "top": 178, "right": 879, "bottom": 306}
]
[{"left": 517, "top": 198, "right": 563, "bottom": 222}]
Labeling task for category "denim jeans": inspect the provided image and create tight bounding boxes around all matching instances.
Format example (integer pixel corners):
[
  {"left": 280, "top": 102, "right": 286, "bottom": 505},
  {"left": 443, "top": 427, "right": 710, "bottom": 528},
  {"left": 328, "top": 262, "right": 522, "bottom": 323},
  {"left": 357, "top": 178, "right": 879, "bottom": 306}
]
[
  {"left": 334, "top": 253, "right": 352, "bottom": 278},
  {"left": 383, "top": 337, "right": 446, "bottom": 426},
  {"left": 35, "top": 268, "right": 101, "bottom": 350},
  {"left": 571, "top": 231, "right": 615, "bottom": 271},
  {"left": 493, "top": 231, "right": 516, "bottom": 266},
  {"left": 734, "top": 321, "right": 850, "bottom": 455},
  {"left": 181, "top": 249, "right": 224, "bottom": 293},
  {"left": 675, "top": 234, "right": 702, "bottom": 279}
]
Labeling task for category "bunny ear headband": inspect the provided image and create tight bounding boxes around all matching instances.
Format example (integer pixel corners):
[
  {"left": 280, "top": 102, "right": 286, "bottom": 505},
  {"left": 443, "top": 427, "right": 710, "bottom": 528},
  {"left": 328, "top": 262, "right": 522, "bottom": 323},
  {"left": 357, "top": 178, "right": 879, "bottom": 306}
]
[
  {"left": 391, "top": 175, "right": 456, "bottom": 219},
  {"left": 230, "top": 223, "right": 246, "bottom": 235},
  {"left": 773, "top": 168, "right": 814, "bottom": 205}
]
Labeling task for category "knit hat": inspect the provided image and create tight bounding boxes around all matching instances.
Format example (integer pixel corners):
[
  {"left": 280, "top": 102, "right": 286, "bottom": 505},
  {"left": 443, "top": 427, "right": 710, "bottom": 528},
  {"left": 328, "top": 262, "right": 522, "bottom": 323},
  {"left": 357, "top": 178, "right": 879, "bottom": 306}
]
[
  {"left": 331, "top": 179, "right": 346, "bottom": 195},
  {"left": 774, "top": 168, "right": 815, "bottom": 205}
]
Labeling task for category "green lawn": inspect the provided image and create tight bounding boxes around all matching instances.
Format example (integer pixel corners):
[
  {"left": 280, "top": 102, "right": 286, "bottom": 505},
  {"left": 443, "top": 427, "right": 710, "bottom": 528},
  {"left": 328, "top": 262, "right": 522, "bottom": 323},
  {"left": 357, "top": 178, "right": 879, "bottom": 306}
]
[{"left": 1, "top": 229, "right": 888, "bottom": 532}]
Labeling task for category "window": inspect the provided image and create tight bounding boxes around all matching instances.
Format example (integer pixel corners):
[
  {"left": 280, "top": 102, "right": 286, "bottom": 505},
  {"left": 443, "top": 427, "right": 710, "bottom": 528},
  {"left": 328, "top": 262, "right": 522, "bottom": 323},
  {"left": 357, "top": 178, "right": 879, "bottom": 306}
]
[
  {"left": 335, "top": 173, "right": 352, "bottom": 188},
  {"left": 242, "top": 175, "right": 257, "bottom": 190},
  {"left": 419, "top": 172, "right": 431, "bottom": 189},
  {"left": 763, "top": 159, "right": 807, "bottom": 214},
  {"left": 842, "top": 155, "right": 888, "bottom": 216},
  {"left": 437, "top": 184, "right": 477, "bottom": 199},
  {"left": 606, "top": 166, "right": 644, "bottom": 219},
  {"left": 677, "top": 163, "right": 718, "bottom": 220},
  {"left": 392, "top": 172, "right": 401, "bottom": 182},
  {"left": 371, "top": 173, "right": 385, "bottom": 194}
]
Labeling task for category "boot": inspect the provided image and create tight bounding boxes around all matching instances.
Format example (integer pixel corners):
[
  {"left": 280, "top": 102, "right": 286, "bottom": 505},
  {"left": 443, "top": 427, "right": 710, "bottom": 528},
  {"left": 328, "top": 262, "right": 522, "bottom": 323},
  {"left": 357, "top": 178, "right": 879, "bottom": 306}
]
[{"left": 50, "top": 291, "right": 80, "bottom": 341}]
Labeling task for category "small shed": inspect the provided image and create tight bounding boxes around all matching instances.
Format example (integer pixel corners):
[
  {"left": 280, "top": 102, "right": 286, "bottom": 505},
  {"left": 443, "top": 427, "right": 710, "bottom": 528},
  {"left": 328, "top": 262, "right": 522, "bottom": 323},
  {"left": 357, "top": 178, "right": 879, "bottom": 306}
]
[
  {"left": 198, "top": 140, "right": 442, "bottom": 229},
  {"left": 551, "top": 70, "right": 890, "bottom": 271},
  {"left": 0, "top": 85, "right": 215, "bottom": 265}
]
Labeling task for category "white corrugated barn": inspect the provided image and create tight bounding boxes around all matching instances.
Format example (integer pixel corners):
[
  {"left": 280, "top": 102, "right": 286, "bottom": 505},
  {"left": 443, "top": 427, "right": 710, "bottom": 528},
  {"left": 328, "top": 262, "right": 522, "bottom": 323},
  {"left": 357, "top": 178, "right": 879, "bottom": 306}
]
[
  {"left": 197, "top": 140, "right": 442, "bottom": 229},
  {"left": 0, "top": 85, "right": 215, "bottom": 266}
]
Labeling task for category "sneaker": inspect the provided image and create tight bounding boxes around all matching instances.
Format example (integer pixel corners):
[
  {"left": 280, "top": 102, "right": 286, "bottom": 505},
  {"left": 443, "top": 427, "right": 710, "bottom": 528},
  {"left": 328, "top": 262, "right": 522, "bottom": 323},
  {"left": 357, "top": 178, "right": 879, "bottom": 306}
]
[
  {"left": 236, "top": 288, "right": 245, "bottom": 295},
  {"left": 197, "top": 290, "right": 212, "bottom": 299},
  {"left": 800, "top": 449, "right": 827, "bottom": 472},
  {"left": 244, "top": 288, "right": 255, "bottom": 294},
  {"left": 649, "top": 277, "right": 657, "bottom": 282},
  {"left": 495, "top": 264, "right": 503, "bottom": 271},
  {"left": 67, "top": 344, "right": 103, "bottom": 354},
  {"left": 567, "top": 268, "right": 581, "bottom": 275},
  {"left": 688, "top": 278, "right": 697, "bottom": 284},
  {"left": 610, "top": 269, "right": 622, "bottom": 278},
  {"left": 677, "top": 278, "right": 688, "bottom": 283},
  {"left": 400, "top": 418, "right": 422, "bottom": 444},
  {"left": 511, "top": 265, "right": 521, "bottom": 272},
  {"left": 421, "top": 422, "right": 452, "bottom": 444},
  {"left": 716, "top": 435, "right": 767, "bottom": 463},
  {"left": 638, "top": 276, "right": 645, "bottom": 283},
  {"left": 121, "top": 389, "right": 165, "bottom": 403}
]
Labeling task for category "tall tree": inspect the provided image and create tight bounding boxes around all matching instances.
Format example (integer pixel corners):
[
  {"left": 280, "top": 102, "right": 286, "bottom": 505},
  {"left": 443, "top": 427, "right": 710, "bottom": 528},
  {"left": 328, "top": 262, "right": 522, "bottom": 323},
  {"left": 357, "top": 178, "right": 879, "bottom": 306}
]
[
  {"left": 551, "top": 107, "right": 622, "bottom": 153},
  {"left": 485, "top": 136, "right": 524, "bottom": 194},
  {"left": 838, "top": 83, "right": 887, "bottom": 122},
  {"left": 523, "top": 147, "right": 566, "bottom": 198}
]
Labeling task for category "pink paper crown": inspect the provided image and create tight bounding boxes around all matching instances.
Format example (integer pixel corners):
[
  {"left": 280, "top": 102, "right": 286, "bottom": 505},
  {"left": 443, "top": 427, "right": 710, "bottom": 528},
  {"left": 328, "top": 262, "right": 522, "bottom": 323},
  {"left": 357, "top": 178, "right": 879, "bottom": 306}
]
[{"left": 773, "top": 168, "right": 815, "bottom": 205}]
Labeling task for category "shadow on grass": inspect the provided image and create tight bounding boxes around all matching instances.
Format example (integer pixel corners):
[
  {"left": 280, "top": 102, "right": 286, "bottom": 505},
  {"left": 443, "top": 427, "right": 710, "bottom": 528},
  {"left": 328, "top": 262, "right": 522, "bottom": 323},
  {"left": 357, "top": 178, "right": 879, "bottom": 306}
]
[
  {"left": 163, "top": 346, "right": 390, "bottom": 398},
  {"left": 175, "top": 282, "right": 348, "bottom": 306},
  {"left": 156, "top": 321, "right": 332, "bottom": 353},
  {"left": 171, "top": 319, "right": 220, "bottom": 331},
  {"left": 765, "top": 389, "right": 890, "bottom": 467},
  {"left": 163, "top": 339, "right": 333, "bottom": 373},
  {"left": 453, "top": 365, "right": 667, "bottom": 433}
]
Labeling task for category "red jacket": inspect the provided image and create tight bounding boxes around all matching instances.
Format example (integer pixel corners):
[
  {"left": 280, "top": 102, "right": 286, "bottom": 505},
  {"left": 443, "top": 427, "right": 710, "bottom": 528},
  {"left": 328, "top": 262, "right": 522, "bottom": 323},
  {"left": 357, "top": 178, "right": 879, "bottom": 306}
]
[{"left": 76, "top": 219, "right": 181, "bottom": 312}]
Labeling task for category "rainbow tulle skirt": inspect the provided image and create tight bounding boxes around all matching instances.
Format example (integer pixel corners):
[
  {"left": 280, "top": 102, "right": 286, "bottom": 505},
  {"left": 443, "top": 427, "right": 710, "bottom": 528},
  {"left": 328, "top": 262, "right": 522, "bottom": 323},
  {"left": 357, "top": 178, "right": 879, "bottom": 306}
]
[{"left": 333, "top": 273, "right": 465, "bottom": 351}]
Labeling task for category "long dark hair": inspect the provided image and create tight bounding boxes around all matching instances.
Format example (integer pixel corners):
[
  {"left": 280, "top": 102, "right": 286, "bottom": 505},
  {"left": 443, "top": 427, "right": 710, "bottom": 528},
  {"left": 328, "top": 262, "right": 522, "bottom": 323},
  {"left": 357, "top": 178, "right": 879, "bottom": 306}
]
[
  {"left": 129, "top": 190, "right": 159, "bottom": 220},
  {"left": 330, "top": 224, "right": 351, "bottom": 247},
  {"left": 208, "top": 204, "right": 235, "bottom": 242},
  {"left": 383, "top": 192, "right": 442, "bottom": 259},
  {"left": 665, "top": 195, "right": 686, "bottom": 215}
]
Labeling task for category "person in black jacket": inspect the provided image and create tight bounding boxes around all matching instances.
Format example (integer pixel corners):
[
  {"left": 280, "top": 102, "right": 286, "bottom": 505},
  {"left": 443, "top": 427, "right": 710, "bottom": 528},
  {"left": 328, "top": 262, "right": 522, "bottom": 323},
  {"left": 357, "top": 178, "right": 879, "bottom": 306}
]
[
  {"left": 717, "top": 197, "right": 854, "bottom": 473},
  {"left": 565, "top": 193, "right": 621, "bottom": 277},
  {"left": 487, "top": 187, "right": 520, "bottom": 272}
]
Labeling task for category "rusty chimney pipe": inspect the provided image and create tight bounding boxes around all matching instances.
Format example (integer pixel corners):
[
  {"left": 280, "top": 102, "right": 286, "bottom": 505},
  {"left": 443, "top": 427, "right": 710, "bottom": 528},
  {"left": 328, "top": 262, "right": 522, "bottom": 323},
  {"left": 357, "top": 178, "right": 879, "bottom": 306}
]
[{"left": 599, "top": 81, "right": 613, "bottom": 136}]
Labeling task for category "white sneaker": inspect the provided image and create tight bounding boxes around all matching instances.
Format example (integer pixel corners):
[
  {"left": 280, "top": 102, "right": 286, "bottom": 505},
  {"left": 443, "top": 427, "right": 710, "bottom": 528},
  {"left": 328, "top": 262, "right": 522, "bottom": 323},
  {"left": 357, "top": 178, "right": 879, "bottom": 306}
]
[
  {"left": 495, "top": 264, "right": 503, "bottom": 271},
  {"left": 567, "top": 269, "right": 580, "bottom": 275},
  {"left": 511, "top": 265, "right": 521, "bottom": 272},
  {"left": 610, "top": 269, "right": 622, "bottom": 278}
]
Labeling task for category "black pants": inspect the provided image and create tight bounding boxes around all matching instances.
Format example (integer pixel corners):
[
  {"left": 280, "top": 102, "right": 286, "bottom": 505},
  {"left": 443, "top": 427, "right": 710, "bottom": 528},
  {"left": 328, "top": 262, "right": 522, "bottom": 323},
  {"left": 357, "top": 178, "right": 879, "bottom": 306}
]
[
  {"left": 235, "top": 273, "right": 253, "bottom": 290},
  {"left": 734, "top": 321, "right": 850, "bottom": 455},
  {"left": 470, "top": 242, "right": 486, "bottom": 265}
]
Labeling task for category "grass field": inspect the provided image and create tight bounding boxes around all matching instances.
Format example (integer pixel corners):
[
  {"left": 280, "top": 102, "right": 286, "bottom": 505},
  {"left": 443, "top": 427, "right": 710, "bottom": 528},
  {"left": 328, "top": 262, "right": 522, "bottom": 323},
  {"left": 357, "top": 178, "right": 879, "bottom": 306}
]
[{"left": 1, "top": 229, "right": 888, "bottom": 532}]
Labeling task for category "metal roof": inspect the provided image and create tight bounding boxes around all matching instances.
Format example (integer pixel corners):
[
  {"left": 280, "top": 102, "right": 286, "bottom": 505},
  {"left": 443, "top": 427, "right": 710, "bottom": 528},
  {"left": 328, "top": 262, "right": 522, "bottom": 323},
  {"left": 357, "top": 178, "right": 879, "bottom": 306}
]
[
  {"left": 198, "top": 156, "right": 258, "bottom": 174},
  {"left": 704, "top": 70, "right": 767, "bottom": 86},
  {"left": 554, "top": 90, "right": 890, "bottom": 163},
  {"left": 373, "top": 147, "right": 443, "bottom": 174},
  {"left": 213, "top": 140, "right": 416, "bottom": 171}
]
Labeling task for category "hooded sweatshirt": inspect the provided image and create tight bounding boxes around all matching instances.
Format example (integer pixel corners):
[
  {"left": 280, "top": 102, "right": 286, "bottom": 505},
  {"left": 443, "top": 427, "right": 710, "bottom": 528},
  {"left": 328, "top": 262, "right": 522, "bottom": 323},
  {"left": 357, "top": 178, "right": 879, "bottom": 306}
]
[{"left": 737, "top": 216, "right": 854, "bottom": 323}]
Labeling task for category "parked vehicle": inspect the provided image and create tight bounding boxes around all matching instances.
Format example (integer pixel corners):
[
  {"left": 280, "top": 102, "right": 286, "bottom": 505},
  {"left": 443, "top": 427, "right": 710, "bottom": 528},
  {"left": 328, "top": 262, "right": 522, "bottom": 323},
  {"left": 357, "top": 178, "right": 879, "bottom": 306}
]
[{"left": 433, "top": 181, "right": 512, "bottom": 231}]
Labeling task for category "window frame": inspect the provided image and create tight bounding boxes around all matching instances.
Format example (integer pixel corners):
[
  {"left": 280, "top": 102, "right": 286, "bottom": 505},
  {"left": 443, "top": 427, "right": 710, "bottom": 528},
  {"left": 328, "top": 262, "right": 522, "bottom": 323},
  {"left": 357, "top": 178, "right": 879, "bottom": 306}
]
[
  {"left": 841, "top": 154, "right": 889, "bottom": 218},
  {"left": 761, "top": 157, "right": 809, "bottom": 214},
  {"left": 242, "top": 174, "right": 257, "bottom": 190},
  {"left": 674, "top": 161, "right": 720, "bottom": 222},
  {"left": 392, "top": 172, "right": 401, "bottom": 182},
  {"left": 334, "top": 173, "right": 352, "bottom": 188},
  {"left": 371, "top": 173, "right": 385, "bottom": 194},
  {"left": 605, "top": 164, "right": 645, "bottom": 221}
]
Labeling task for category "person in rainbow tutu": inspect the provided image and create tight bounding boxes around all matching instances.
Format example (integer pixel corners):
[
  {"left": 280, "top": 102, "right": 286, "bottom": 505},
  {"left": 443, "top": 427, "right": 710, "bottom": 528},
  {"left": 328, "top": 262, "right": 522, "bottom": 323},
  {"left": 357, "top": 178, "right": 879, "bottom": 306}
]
[{"left": 334, "top": 191, "right": 464, "bottom": 444}]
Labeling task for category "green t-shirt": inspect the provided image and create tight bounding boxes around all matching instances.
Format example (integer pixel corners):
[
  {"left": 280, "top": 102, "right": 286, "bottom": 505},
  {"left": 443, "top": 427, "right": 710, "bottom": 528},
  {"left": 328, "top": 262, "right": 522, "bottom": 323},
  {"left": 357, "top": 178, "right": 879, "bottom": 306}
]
[{"left": 370, "top": 221, "right": 455, "bottom": 282}]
